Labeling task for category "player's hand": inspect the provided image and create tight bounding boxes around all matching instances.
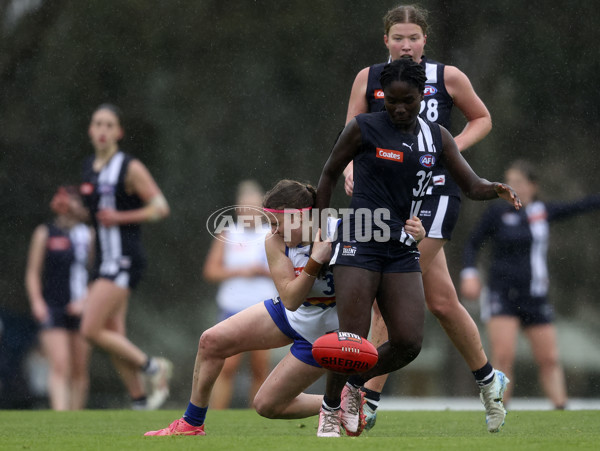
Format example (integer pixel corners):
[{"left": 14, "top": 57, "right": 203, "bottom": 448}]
[
  {"left": 344, "top": 171, "right": 354, "bottom": 197},
  {"left": 67, "top": 299, "right": 85, "bottom": 316},
  {"left": 96, "top": 208, "right": 121, "bottom": 227},
  {"left": 311, "top": 228, "right": 332, "bottom": 264},
  {"left": 460, "top": 275, "right": 481, "bottom": 301},
  {"left": 405, "top": 215, "right": 425, "bottom": 242},
  {"left": 495, "top": 183, "right": 522, "bottom": 210},
  {"left": 31, "top": 299, "right": 49, "bottom": 324}
]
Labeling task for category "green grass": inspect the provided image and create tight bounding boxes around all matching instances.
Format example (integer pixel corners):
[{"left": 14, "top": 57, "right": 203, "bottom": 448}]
[{"left": 0, "top": 409, "right": 598, "bottom": 450}]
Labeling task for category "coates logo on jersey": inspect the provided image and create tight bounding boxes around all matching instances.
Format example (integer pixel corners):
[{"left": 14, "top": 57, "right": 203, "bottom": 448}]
[
  {"left": 374, "top": 89, "right": 384, "bottom": 99},
  {"left": 376, "top": 148, "right": 403, "bottom": 163},
  {"left": 424, "top": 85, "right": 437, "bottom": 96},
  {"left": 419, "top": 154, "right": 436, "bottom": 168}
]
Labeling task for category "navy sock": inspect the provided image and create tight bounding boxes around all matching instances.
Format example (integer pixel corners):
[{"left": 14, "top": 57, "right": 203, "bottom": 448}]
[
  {"left": 323, "top": 395, "right": 341, "bottom": 410},
  {"left": 347, "top": 375, "right": 366, "bottom": 388},
  {"left": 472, "top": 362, "right": 495, "bottom": 387},
  {"left": 183, "top": 402, "right": 208, "bottom": 426}
]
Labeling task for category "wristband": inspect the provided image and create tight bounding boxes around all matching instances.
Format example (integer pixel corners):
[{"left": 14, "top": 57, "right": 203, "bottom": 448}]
[{"left": 303, "top": 256, "right": 323, "bottom": 278}]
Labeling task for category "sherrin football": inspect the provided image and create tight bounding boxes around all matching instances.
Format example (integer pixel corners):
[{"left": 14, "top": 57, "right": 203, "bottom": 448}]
[{"left": 312, "top": 332, "right": 378, "bottom": 374}]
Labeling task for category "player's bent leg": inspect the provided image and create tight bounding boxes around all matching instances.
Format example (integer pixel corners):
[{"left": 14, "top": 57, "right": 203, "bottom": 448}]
[
  {"left": 192, "top": 302, "right": 291, "bottom": 407},
  {"left": 253, "top": 352, "right": 324, "bottom": 419},
  {"left": 524, "top": 323, "right": 568, "bottom": 409},
  {"left": 210, "top": 354, "right": 243, "bottom": 410},
  {"left": 422, "top": 248, "right": 488, "bottom": 371}
]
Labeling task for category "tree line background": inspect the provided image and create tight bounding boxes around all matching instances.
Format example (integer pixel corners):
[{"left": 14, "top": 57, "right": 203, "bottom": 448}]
[{"left": 1, "top": 0, "right": 599, "bottom": 407}]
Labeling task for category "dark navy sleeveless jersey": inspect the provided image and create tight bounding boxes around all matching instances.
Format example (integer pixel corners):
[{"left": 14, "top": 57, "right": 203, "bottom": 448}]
[
  {"left": 350, "top": 112, "right": 443, "bottom": 245},
  {"left": 81, "top": 151, "right": 145, "bottom": 277},
  {"left": 365, "top": 56, "right": 459, "bottom": 198},
  {"left": 463, "top": 195, "right": 600, "bottom": 297},
  {"left": 43, "top": 223, "right": 75, "bottom": 307},
  {"left": 42, "top": 223, "right": 90, "bottom": 307}
]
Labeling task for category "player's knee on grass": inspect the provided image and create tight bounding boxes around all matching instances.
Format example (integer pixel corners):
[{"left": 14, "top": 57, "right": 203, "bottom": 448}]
[{"left": 252, "top": 393, "right": 284, "bottom": 419}]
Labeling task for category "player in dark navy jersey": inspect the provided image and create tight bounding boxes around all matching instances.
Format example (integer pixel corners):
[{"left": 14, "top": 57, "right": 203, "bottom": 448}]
[
  {"left": 343, "top": 5, "right": 505, "bottom": 432},
  {"left": 25, "top": 186, "right": 93, "bottom": 410},
  {"left": 314, "top": 58, "right": 520, "bottom": 437},
  {"left": 79, "top": 103, "right": 172, "bottom": 410},
  {"left": 461, "top": 160, "right": 600, "bottom": 409}
]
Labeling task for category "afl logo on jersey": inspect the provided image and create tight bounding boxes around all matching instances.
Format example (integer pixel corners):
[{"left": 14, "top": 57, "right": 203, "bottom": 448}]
[
  {"left": 80, "top": 183, "right": 94, "bottom": 196},
  {"left": 98, "top": 184, "right": 115, "bottom": 195},
  {"left": 419, "top": 154, "right": 436, "bottom": 168},
  {"left": 424, "top": 85, "right": 437, "bottom": 96},
  {"left": 374, "top": 89, "right": 384, "bottom": 99}
]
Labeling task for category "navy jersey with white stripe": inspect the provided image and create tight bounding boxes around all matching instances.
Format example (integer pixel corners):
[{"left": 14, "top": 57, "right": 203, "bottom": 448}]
[
  {"left": 81, "top": 151, "right": 145, "bottom": 278},
  {"left": 463, "top": 195, "right": 600, "bottom": 296},
  {"left": 43, "top": 223, "right": 90, "bottom": 307},
  {"left": 365, "top": 56, "right": 458, "bottom": 197},
  {"left": 351, "top": 112, "right": 443, "bottom": 245}
]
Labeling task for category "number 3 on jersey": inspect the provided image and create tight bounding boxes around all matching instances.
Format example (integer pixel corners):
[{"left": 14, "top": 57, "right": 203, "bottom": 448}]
[{"left": 420, "top": 98, "right": 438, "bottom": 122}]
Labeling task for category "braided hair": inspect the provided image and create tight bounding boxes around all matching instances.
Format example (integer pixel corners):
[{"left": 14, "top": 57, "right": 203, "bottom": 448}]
[{"left": 380, "top": 57, "right": 427, "bottom": 94}]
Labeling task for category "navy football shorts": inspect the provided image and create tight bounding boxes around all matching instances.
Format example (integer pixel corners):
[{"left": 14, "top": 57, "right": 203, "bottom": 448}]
[
  {"left": 481, "top": 284, "right": 554, "bottom": 327},
  {"left": 418, "top": 195, "right": 461, "bottom": 240},
  {"left": 330, "top": 239, "right": 421, "bottom": 273},
  {"left": 40, "top": 306, "right": 81, "bottom": 332}
]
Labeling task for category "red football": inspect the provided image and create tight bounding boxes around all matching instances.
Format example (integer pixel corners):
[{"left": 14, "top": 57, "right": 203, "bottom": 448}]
[{"left": 312, "top": 332, "right": 378, "bottom": 374}]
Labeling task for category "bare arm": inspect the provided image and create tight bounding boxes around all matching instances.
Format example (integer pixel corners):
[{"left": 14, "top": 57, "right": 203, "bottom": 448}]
[
  {"left": 265, "top": 231, "right": 330, "bottom": 311},
  {"left": 342, "top": 67, "right": 371, "bottom": 195},
  {"left": 445, "top": 65, "right": 492, "bottom": 152},
  {"left": 440, "top": 127, "right": 521, "bottom": 208},
  {"left": 25, "top": 225, "right": 49, "bottom": 323},
  {"left": 316, "top": 119, "right": 363, "bottom": 219},
  {"left": 96, "top": 159, "right": 170, "bottom": 227}
]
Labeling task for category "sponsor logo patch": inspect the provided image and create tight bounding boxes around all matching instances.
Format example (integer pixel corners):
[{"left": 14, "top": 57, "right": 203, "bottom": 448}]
[
  {"left": 374, "top": 89, "right": 384, "bottom": 99},
  {"left": 47, "top": 236, "right": 71, "bottom": 251},
  {"left": 342, "top": 245, "right": 357, "bottom": 256},
  {"left": 337, "top": 332, "right": 363, "bottom": 343},
  {"left": 419, "top": 154, "right": 436, "bottom": 168},
  {"left": 376, "top": 148, "right": 404, "bottom": 162},
  {"left": 424, "top": 85, "right": 437, "bottom": 96},
  {"left": 433, "top": 175, "right": 445, "bottom": 185},
  {"left": 80, "top": 183, "right": 94, "bottom": 195}
]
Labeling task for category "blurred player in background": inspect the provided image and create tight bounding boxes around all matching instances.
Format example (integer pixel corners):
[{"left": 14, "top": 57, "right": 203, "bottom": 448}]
[
  {"left": 79, "top": 103, "right": 172, "bottom": 410},
  {"left": 342, "top": 4, "right": 505, "bottom": 432},
  {"left": 203, "top": 180, "right": 277, "bottom": 409},
  {"left": 25, "top": 186, "right": 93, "bottom": 410},
  {"left": 461, "top": 159, "right": 600, "bottom": 409}
]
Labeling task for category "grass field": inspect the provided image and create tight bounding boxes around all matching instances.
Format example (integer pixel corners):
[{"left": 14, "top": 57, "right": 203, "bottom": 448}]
[{"left": 1, "top": 409, "right": 598, "bottom": 450}]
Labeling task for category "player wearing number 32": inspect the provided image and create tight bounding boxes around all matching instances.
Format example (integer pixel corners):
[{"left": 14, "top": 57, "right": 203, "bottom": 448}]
[{"left": 314, "top": 58, "right": 521, "bottom": 438}]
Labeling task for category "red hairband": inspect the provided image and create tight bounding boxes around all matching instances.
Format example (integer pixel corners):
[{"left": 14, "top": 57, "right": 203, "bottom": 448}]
[{"left": 263, "top": 207, "right": 312, "bottom": 214}]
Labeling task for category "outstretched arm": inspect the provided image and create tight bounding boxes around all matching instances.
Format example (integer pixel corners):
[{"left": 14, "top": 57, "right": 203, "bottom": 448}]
[{"left": 440, "top": 127, "right": 521, "bottom": 209}]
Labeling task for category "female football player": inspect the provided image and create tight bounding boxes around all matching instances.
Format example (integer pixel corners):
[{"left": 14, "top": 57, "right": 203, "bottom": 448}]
[
  {"left": 25, "top": 186, "right": 93, "bottom": 410},
  {"left": 342, "top": 4, "right": 505, "bottom": 433},
  {"left": 461, "top": 160, "right": 600, "bottom": 409},
  {"left": 79, "top": 103, "right": 172, "bottom": 409},
  {"left": 314, "top": 57, "right": 520, "bottom": 437},
  {"left": 144, "top": 178, "right": 426, "bottom": 436}
]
